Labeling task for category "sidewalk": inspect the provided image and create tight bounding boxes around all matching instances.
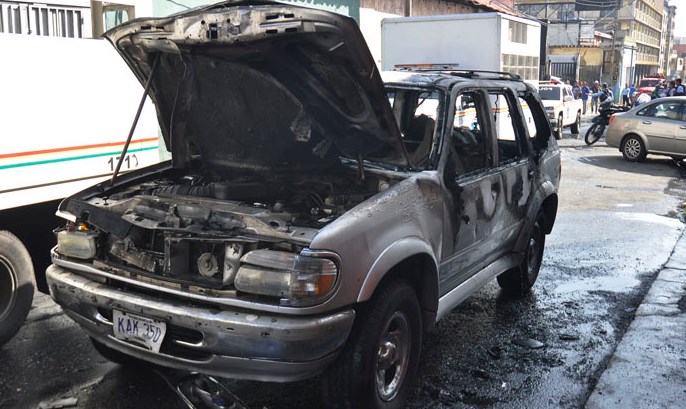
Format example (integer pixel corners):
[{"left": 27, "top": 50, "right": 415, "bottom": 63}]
[{"left": 585, "top": 230, "right": 686, "bottom": 408}]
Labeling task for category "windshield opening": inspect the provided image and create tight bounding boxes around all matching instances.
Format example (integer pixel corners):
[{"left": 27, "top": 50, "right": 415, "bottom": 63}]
[
  {"left": 538, "top": 86, "right": 561, "bottom": 100},
  {"left": 639, "top": 79, "right": 660, "bottom": 87},
  {"left": 386, "top": 87, "right": 443, "bottom": 169}
]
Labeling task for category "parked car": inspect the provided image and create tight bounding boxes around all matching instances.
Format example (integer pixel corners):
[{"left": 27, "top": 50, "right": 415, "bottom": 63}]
[
  {"left": 606, "top": 97, "right": 686, "bottom": 162},
  {"left": 45, "top": 2, "right": 561, "bottom": 408},
  {"left": 538, "top": 82, "right": 583, "bottom": 139}
]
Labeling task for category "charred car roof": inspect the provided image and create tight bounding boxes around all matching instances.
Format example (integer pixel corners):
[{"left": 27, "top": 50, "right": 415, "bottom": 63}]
[{"left": 105, "top": 0, "right": 410, "bottom": 175}]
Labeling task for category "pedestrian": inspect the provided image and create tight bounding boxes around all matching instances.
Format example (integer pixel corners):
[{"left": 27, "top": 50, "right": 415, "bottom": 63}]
[
  {"left": 621, "top": 83, "right": 631, "bottom": 106},
  {"left": 581, "top": 81, "right": 590, "bottom": 114},
  {"left": 629, "top": 83, "right": 636, "bottom": 106},
  {"left": 675, "top": 78, "right": 685, "bottom": 96},
  {"left": 591, "top": 81, "right": 600, "bottom": 113},
  {"left": 589, "top": 83, "right": 613, "bottom": 109},
  {"left": 572, "top": 81, "right": 581, "bottom": 99},
  {"left": 668, "top": 80, "right": 676, "bottom": 97}
]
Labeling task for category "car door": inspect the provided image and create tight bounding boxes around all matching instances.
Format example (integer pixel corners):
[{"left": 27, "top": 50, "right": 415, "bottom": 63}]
[
  {"left": 670, "top": 102, "right": 686, "bottom": 155},
  {"left": 634, "top": 100, "right": 681, "bottom": 153},
  {"left": 439, "top": 89, "right": 504, "bottom": 295},
  {"left": 487, "top": 89, "right": 534, "bottom": 250}
]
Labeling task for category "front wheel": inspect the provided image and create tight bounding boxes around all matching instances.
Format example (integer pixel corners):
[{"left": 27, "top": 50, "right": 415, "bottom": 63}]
[
  {"left": 621, "top": 135, "right": 647, "bottom": 162},
  {"left": 497, "top": 212, "right": 546, "bottom": 294},
  {"left": 570, "top": 112, "right": 581, "bottom": 134},
  {"left": 554, "top": 115, "right": 563, "bottom": 139},
  {"left": 322, "top": 280, "right": 422, "bottom": 409},
  {"left": 584, "top": 123, "right": 605, "bottom": 145},
  {"left": 0, "top": 231, "right": 35, "bottom": 346}
]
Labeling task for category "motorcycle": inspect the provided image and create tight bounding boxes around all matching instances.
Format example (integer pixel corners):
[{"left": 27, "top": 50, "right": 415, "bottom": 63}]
[{"left": 584, "top": 104, "right": 631, "bottom": 145}]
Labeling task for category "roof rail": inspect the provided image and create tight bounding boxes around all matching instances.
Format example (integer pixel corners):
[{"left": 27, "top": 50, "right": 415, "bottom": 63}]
[{"left": 392, "top": 65, "right": 521, "bottom": 81}]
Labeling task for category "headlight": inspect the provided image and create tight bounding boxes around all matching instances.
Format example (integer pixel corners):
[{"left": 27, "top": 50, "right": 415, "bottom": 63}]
[
  {"left": 57, "top": 230, "right": 97, "bottom": 260},
  {"left": 234, "top": 249, "right": 338, "bottom": 306}
]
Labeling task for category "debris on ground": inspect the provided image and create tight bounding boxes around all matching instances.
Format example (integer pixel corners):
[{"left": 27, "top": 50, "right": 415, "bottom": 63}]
[
  {"left": 155, "top": 369, "right": 249, "bottom": 409},
  {"left": 38, "top": 397, "right": 78, "bottom": 409},
  {"left": 512, "top": 338, "right": 545, "bottom": 349},
  {"left": 559, "top": 333, "right": 580, "bottom": 341}
]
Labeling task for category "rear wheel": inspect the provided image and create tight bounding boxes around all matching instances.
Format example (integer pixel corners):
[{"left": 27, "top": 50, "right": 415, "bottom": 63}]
[
  {"left": 621, "top": 135, "right": 647, "bottom": 162},
  {"left": 0, "top": 231, "right": 35, "bottom": 346},
  {"left": 570, "top": 112, "right": 581, "bottom": 134},
  {"left": 497, "top": 212, "right": 546, "bottom": 294},
  {"left": 322, "top": 280, "right": 422, "bottom": 409},
  {"left": 584, "top": 123, "right": 604, "bottom": 145}
]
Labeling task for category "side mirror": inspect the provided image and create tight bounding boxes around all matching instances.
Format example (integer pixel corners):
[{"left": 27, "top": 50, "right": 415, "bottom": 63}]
[{"left": 563, "top": 95, "right": 574, "bottom": 102}]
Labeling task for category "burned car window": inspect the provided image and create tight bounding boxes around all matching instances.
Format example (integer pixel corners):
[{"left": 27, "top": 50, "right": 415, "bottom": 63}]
[
  {"left": 387, "top": 88, "right": 442, "bottom": 167},
  {"left": 450, "top": 92, "right": 491, "bottom": 175}
]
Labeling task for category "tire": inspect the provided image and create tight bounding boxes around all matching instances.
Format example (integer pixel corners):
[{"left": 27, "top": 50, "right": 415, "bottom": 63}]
[
  {"left": 0, "top": 231, "right": 35, "bottom": 346},
  {"left": 570, "top": 112, "right": 581, "bottom": 134},
  {"left": 90, "top": 337, "right": 149, "bottom": 367},
  {"left": 322, "top": 280, "right": 422, "bottom": 409},
  {"left": 497, "top": 212, "right": 546, "bottom": 294},
  {"left": 584, "top": 123, "right": 604, "bottom": 145},
  {"left": 554, "top": 115, "right": 563, "bottom": 139},
  {"left": 621, "top": 135, "right": 647, "bottom": 162}
]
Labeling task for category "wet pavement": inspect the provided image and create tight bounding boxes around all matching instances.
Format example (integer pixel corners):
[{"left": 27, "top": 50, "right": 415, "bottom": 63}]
[{"left": 1, "top": 126, "right": 686, "bottom": 409}]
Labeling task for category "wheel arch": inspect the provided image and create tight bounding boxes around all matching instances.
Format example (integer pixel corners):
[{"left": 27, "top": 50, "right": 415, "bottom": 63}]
[
  {"left": 620, "top": 132, "right": 649, "bottom": 152},
  {"left": 356, "top": 238, "right": 439, "bottom": 331}
]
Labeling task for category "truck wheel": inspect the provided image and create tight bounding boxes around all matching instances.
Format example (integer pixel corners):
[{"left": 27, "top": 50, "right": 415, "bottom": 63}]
[
  {"left": 621, "top": 135, "right": 647, "bottom": 162},
  {"left": 554, "top": 115, "right": 563, "bottom": 139},
  {"left": 497, "top": 212, "right": 546, "bottom": 294},
  {"left": 570, "top": 112, "right": 581, "bottom": 134},
  {"left": 0, "top": 231, "right": 35, "bottom": 346},
  {"left": 322, "top": 280, "right": 422, "bottom": 409}
]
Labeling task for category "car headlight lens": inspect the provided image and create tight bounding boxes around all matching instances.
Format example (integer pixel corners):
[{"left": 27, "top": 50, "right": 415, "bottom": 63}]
[
  {"left": 57, "top": 230, "right": 97, "bottom": 260},
  {"left": 234, "top": 249, "right": 338, "bottom": 306}
]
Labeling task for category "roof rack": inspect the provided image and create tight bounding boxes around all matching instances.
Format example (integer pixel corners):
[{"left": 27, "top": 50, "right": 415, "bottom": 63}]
[{"left": 392, "top": 64, "right": 521, "bottom": 81}]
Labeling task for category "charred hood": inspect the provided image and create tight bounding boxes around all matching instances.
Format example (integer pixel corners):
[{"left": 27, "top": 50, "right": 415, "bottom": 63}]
[{"left": 105, "top": 0, "right": 409, "bottom": 175}]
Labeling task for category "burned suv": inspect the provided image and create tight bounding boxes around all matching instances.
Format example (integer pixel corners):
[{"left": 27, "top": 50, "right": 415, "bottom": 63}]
[{"left": 46, "top": 2, "right": 560, "bottom": 408}]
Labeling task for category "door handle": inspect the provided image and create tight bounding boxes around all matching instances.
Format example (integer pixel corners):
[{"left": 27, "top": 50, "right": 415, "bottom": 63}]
[
  {"left": 642, "top": 121, "right": 652, "bottom": 125},
  {"left": 681, "top": 126, "right": 686, "bottom": 130}
]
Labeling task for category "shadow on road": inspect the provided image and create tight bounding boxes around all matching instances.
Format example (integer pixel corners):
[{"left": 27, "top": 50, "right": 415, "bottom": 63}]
[{"left": 574, "top": 154, "right": 684, "bottom": 177}]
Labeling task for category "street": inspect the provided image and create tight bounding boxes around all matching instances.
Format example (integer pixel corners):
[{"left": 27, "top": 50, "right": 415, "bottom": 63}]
[{"left": 1, "top": 124, "right": 685, "bottom": 409}]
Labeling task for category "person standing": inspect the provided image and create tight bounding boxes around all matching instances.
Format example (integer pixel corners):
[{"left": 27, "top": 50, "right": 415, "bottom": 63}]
[
  {"left": 581, "top": 81, "right": 590, "bottom": 114},
  {"left": 591, "top": 81, "right": 600, "bottom": 113},
  {"left": 675, "top": 78, "right": 685, "bottom": 96},
  {"left": 572, "top": 81, "right": 581, "bottom": 99},
  {"left": 621, "top": 83, "right": 631, "bottom": 106}
]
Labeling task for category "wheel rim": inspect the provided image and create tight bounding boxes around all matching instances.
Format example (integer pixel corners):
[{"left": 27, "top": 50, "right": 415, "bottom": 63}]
[
  {"left": 526, "top": 223, "right": 542, "bottom": 281},
  {"left": 0, "top": 256, "right": 17, "bottom": 322},
  {"left": 375, "top": 310, "right": 411, "bottom": 402},
  {"left": 624, "top": 138, "right": 641, "bottom": 159}
]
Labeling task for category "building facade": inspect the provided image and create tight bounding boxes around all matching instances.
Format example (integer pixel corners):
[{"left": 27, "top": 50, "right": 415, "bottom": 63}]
[{"left": 516, "top": 0, "right": 676, "bottom": 91}]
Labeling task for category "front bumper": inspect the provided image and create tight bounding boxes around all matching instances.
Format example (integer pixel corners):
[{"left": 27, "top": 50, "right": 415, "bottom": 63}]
[{"left": 46, "top": 264, "right": 355, "bottom": 382}]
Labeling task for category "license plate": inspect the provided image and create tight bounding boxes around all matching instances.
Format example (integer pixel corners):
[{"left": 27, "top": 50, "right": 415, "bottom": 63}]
[{"left": 112, "top": 310, "right": 166, "bottom": 353}]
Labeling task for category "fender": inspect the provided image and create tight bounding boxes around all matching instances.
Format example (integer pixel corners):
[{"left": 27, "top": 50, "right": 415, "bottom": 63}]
[
  {"left": 513, "top": 182, "right": 558, "bottom": 253},
  {"left": 356, "top": 237, "right": 438, "bottom": 304}
]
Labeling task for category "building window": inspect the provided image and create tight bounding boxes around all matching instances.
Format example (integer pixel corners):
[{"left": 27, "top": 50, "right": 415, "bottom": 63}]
[{"left": 509, "top": 21, "right": 528, "bottom": 44}]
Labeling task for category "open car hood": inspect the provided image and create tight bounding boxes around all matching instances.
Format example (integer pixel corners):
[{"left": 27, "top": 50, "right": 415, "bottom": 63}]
[{"left": 105, "top": 0, "right": 409, "bottom": 175}]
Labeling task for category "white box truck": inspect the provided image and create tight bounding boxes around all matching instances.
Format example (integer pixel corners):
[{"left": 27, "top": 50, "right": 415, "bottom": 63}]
[
  {"left": 0, "top": 33, "right": 162, "bottom": 345},
  {"left": 381, "top": 13, "right": 542, "bottom": 85}
]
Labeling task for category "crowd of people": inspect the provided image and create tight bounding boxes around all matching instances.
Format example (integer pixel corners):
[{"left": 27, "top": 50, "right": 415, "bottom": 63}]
[{"left": 561, "top": 77, "right": 686, "bottom": 114}]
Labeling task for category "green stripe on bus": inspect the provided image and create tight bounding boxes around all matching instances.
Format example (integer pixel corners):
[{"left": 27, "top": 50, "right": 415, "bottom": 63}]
[{"left": 0, "top": 146, "right": 159, "bottom": 170}]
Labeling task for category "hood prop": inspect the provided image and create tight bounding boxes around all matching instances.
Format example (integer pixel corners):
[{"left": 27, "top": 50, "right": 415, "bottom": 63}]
[{"left": 111, "top": 54, "right": 160, "bottom": 186}]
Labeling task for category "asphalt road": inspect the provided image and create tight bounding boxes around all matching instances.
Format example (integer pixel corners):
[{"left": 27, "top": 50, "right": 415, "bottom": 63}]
[{"left": 1, "top": 126, "right": 684, "bottom": 409}]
